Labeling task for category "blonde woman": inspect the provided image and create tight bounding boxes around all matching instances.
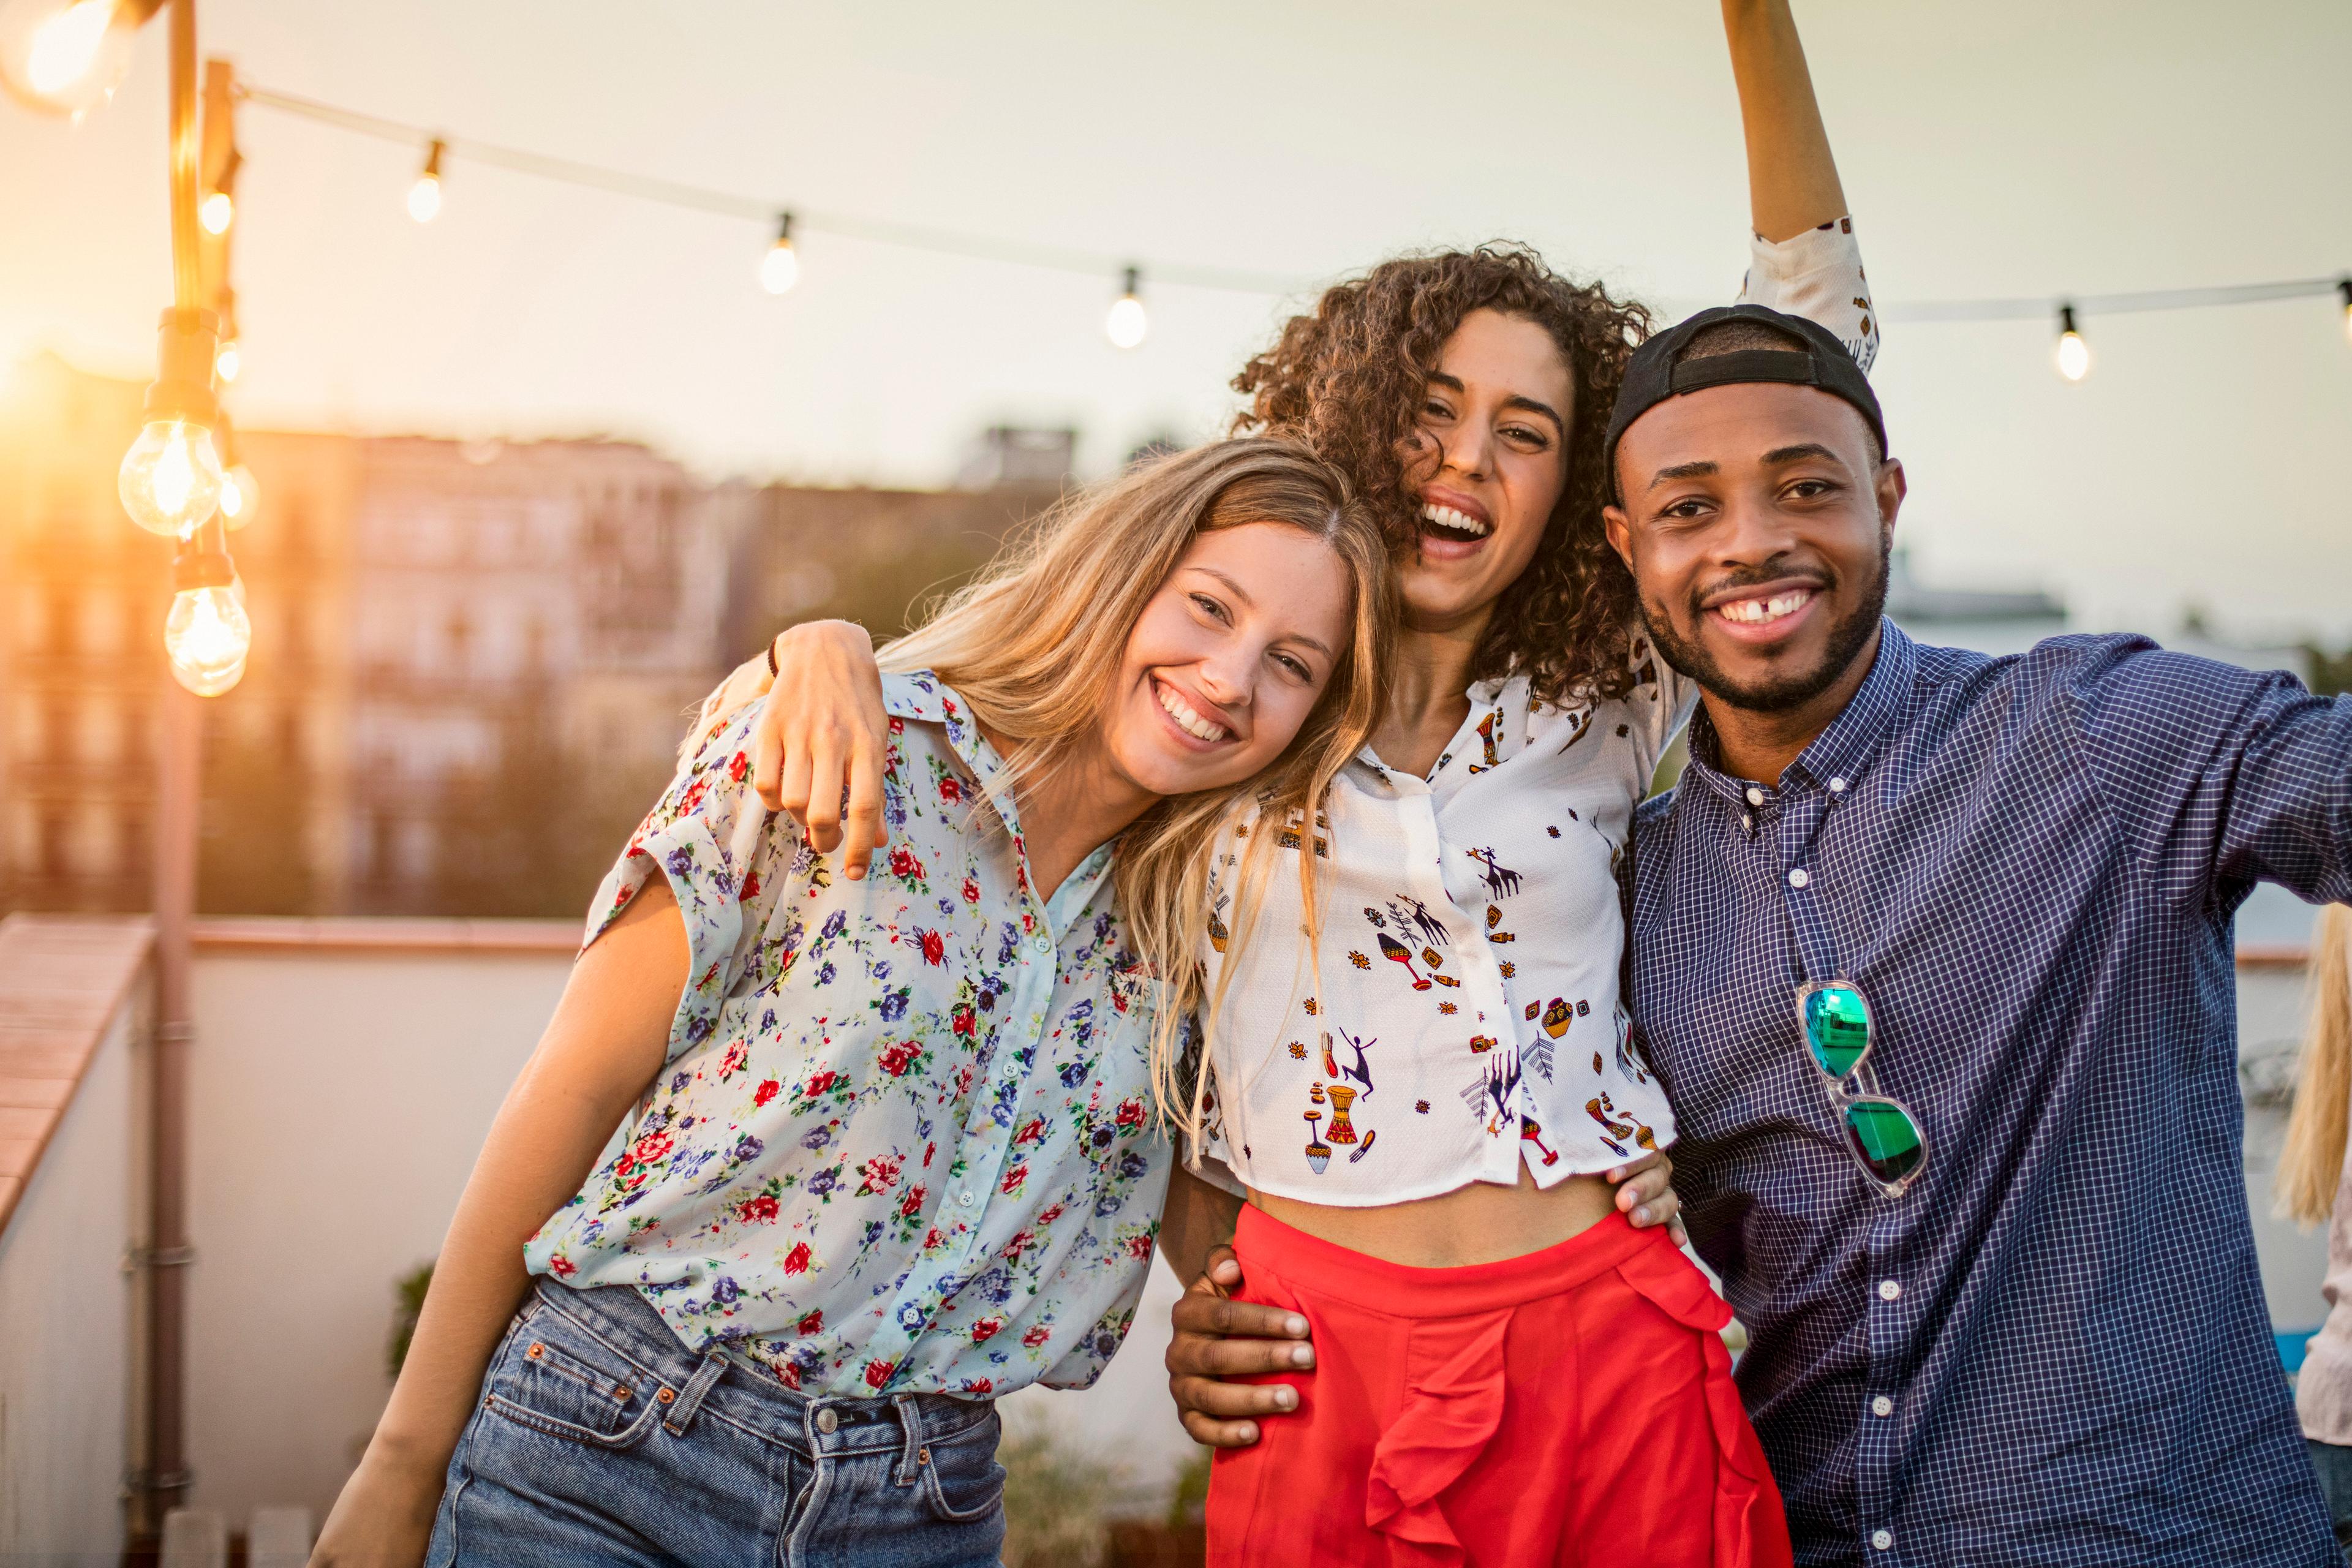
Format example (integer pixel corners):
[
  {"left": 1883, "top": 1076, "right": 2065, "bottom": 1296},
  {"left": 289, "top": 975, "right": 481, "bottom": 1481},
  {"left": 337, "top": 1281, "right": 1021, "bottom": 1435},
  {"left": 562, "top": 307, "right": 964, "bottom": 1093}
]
[
  {"left": 2281, "top": 903, "right": 2352, "bottom": 1556},
  {"left": 313, "top": 439, "right": 1400, "bottom": 1567}
]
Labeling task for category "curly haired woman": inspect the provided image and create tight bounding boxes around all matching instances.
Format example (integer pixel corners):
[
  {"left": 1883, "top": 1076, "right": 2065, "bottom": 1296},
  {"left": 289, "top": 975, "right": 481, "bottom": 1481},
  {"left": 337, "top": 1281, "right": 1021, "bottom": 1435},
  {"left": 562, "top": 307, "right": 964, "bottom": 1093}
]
[{"left": 718, "top": 4, "right": 1873, "bottom": 1561}]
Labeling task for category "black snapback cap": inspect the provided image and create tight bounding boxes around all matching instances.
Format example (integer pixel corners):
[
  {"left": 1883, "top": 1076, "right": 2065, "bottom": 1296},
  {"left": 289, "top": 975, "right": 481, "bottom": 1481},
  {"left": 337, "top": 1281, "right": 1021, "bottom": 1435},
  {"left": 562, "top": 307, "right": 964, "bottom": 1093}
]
[{"left": 1602, "top": 304, "right": 1886, "bottom": 502}]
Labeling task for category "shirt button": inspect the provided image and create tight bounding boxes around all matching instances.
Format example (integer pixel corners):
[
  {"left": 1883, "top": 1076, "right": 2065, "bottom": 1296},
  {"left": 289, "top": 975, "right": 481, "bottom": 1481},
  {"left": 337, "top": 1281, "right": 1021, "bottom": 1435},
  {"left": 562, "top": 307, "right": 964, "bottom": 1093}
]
[
  {"left": 1871, "top": 1529, "right": 1893, "bottom": 1551},
  {"left": 1745, "top": 786, "right": 1766, "bottom": 806},
  {"left": 1741, "top": 813, "right": 1754, "bottom": 832},
  {"left": 1830, "top": 777, "right": 1849, "bottom": 794},
  {"left": 1872, "top": 1395, "right": 1894, "bottom": 1417},
  {"left": 959, "top": 1191, "right": 976, "bottom": 1208},
  {"left": 1031, "top": 935, "right": 1052, "bottom": 956},
  {"left": 1788, "top": 869, "right": 1811, "bottom": 889},
  {"left": 1878, "top": 1279, "right": 1901, "bottom": 1302},
  {"left": 814, "top": 1406, "right": 839, "bottom": 1434}
]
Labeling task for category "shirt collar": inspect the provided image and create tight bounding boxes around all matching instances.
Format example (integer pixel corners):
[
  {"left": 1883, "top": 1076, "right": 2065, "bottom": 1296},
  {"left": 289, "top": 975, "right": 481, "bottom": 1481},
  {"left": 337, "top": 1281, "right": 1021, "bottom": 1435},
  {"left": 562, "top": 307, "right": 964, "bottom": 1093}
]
[
  {"left": 882, "top": 669, "right": 1005, "bottom": 786},
  {"left": 1683, "top": 617, "right": 1916, "bottom": 804}
]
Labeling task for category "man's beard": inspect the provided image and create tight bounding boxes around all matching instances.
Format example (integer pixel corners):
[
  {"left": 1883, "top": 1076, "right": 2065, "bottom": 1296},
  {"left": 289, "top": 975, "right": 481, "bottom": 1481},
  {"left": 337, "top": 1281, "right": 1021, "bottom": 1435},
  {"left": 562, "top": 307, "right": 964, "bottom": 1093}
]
[{"left": 1640, "top": 544, "right": 1890, "bottom": 714}]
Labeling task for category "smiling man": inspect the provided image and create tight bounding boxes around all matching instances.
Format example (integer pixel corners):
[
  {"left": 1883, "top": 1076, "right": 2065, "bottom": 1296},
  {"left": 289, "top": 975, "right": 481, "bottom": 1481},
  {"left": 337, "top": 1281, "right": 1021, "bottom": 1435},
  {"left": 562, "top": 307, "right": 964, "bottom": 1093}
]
[{"left": 1596, "top": 304, "right": 2352, "bottom": 1565}]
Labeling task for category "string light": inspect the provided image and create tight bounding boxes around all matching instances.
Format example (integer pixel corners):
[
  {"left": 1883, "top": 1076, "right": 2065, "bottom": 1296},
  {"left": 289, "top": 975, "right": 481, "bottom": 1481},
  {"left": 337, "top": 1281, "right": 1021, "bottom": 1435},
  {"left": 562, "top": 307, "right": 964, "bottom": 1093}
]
[
  {"left": 2054, "top": 304, "right": 2090, "bottom": 383},
  {"left": 759, "top": 211, "right": 799, "bottom": 295},
  {"left": 200, "top": 189, "right": 234, "bottom": 235},
  {"left": 0, "top": 0, "right": 148, "bottom": 117},
  {"left": 119, "top": 309, "right": 227, "bottom": 536},
  {"left": 164, "top": 522, "right": 250, "bottom": 695},
  {"left": 214, "top": 336, "right": 241, "bottom": 384},
  {"left": 2340, "top": 279, "right": 2351, "bottom": 348},
  {"left": 407, "top": 137, "right": 445, "bottom": 224},
  {"left": 1104, "top": 266, "right": 1147, "bottom": 349},
  {"left": 228, "top": 83, "right": 2352, "bottom": 374},
  {"left": 216, "top": 426, "right": 258, "bottom": 528}
]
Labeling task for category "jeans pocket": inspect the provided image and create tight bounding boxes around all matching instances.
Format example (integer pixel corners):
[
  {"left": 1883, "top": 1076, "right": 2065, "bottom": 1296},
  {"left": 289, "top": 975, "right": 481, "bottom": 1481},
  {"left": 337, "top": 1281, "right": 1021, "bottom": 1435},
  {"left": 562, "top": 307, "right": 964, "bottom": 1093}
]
[
  {"left": 919, "top": 1406, "right": 1006, "bottom": 1524},
  {"left": 478, "top": 1294, "right": 666, "bottom": 1449}
]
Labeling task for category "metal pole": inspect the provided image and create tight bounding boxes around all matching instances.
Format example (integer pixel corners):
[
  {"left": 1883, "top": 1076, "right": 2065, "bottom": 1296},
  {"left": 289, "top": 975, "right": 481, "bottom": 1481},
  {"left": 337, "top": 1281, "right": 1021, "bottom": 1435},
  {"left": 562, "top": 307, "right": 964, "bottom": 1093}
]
[{"left": 138, "top": 0, "right": 204, "bottom": 1530}]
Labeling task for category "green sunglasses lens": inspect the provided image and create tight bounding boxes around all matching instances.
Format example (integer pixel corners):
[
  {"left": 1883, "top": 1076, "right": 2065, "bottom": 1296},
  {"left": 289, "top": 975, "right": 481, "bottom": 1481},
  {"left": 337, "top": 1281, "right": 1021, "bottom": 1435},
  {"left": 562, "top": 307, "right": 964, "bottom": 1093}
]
[
  {"left": 1843, "top": 1099, "right": 1925, "bottom": 1185},
  {"left": 1803, "top": 985, "right": 1872, "bottom": 1078}
]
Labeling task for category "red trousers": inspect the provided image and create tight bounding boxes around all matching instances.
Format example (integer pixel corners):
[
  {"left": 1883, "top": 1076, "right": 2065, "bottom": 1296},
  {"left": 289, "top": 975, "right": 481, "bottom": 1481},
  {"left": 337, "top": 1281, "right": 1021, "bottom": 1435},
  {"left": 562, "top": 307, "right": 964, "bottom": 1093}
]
[{"left": 1207, "top": 1206, "right": 1792, "bottom": 1568}]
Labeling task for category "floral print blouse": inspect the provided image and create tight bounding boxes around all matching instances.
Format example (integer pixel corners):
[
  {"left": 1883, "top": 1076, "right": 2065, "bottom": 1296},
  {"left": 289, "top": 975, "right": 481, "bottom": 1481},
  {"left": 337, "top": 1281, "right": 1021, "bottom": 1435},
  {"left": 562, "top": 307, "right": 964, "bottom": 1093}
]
[{"left": 524, "top": 673, "right": 1167, "bottom": 1400}]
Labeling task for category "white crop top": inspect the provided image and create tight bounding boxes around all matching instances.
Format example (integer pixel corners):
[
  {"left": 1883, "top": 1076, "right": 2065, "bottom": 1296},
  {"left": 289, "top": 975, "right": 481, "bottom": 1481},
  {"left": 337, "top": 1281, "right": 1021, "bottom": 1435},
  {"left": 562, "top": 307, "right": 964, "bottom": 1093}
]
[{"left": 1191, "top": 221, "right": 1880, "bottom": 1207}]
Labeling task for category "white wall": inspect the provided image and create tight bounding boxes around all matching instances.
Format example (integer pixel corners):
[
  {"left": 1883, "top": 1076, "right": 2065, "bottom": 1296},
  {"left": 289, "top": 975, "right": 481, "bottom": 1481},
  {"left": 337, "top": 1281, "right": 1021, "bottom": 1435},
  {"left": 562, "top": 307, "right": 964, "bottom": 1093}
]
[
  {"left": 177, "top": 939, "right": 2331, "bottom": 1526},
  {"left": 0, "top": 990, "right": 139, "bottom": 1564},
  {"left": 184, "top": 946, "right": 569, "bottom": 1526}
]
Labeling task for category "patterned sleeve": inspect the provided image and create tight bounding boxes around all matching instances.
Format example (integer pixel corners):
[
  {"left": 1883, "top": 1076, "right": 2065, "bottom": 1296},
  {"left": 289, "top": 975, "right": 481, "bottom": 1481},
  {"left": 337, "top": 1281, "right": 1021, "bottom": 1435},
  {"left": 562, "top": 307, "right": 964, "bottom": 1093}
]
[
  {"left": 1738, "top": 216, "right": 1879, "bottom": 374},
  {"left": 585, "top": 704, "right": 795, "bottom": 1063}
]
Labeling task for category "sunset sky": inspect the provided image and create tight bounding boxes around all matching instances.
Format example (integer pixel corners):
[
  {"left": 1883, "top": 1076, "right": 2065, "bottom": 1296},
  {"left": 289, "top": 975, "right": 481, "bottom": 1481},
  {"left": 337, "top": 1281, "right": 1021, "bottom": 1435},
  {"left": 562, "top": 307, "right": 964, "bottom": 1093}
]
[{"left": 4, "top": 0, "right": 2349, "bottom": 637}]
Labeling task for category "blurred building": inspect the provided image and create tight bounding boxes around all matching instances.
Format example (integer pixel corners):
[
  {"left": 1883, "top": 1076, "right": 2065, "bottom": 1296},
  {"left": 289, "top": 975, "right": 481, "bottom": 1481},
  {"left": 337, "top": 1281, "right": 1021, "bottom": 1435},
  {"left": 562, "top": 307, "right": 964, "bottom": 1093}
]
[
  {"left": 722, "top": 478, "right": 1062, "bottom": 662},
  {"left": 0, "top": 354, "right": 752, "bottom": 921}
]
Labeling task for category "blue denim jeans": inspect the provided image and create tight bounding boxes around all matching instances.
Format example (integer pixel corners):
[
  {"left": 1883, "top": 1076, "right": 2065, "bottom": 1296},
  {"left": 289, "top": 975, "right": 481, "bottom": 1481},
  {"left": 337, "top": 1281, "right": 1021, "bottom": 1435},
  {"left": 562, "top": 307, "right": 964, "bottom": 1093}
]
[{"left": 428, "top": 1278, "right": 1005, "bottom": 1567}]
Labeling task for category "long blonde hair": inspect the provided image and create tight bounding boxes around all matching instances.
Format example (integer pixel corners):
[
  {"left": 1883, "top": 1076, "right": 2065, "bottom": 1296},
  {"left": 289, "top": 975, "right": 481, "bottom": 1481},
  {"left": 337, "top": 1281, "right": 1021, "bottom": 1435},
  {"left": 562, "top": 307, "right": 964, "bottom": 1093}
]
[
  {"left": 882, "top": 437, "right": 1396, "bottom": 1128},
  {"left": 2278, "top": 905, "right": 2352, "bottom": 1227}
]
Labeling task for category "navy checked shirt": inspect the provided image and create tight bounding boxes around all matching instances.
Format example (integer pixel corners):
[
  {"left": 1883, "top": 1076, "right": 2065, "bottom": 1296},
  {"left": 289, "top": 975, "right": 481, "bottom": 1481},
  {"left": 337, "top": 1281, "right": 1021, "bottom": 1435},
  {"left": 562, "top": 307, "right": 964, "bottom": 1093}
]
[{"left": 1628, "top": 622, "right": 2352, "bottom": 1567}]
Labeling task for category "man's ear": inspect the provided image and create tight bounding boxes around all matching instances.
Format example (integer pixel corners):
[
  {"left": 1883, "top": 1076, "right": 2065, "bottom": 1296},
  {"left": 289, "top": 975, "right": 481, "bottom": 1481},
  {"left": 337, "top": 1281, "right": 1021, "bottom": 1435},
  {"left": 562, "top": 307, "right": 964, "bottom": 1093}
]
[
  {"left": 1603, "top": 503, "right": 1635, "bottom": 570},
  {"left": 1874, "top": 457, "right": 1906, "bottom": 548}
]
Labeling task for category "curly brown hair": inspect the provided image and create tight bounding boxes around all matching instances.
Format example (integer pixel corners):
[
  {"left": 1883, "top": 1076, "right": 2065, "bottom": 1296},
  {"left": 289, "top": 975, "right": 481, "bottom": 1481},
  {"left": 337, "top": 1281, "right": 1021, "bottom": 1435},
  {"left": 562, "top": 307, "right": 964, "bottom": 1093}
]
[{"left": 1231, "top": 242, "right": 1653, "bottom": 705}]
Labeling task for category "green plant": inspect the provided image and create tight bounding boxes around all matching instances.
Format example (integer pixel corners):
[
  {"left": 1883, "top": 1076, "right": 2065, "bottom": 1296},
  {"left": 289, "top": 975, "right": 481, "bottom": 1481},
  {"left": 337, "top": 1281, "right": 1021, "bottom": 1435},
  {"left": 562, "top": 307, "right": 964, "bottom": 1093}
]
[
  {"left": 1167, "top": 1446, "right": 1210, "bottom": 1528},
  {"left": 999, "top": 1419, "right": 1116, "bottom": 1568},
  {"left": 388, "top": 1261, "right": 434, "bottom": 1380},
  {"left": 2302, "top": 641, "right": 2352, "bottom": 699}
]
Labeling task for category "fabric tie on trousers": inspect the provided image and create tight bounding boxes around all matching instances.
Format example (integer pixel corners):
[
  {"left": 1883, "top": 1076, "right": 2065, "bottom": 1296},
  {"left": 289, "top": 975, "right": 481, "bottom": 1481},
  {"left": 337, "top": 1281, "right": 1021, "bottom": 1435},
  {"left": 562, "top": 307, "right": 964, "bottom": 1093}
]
[
  {"left": 1362, "top": 1308, "right": 1513, "bottom": 1562},
  {"left": 1610, "top": 1238, "right": 1773, "bottom": 1568}
]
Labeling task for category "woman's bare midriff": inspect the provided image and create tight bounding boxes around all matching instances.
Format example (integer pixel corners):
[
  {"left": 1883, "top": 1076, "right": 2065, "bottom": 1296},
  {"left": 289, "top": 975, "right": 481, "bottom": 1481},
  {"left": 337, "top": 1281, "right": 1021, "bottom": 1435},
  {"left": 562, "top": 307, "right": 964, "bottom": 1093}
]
[{"left": 1249, "top": 1164, "right": 1619, "bottom": 1268}]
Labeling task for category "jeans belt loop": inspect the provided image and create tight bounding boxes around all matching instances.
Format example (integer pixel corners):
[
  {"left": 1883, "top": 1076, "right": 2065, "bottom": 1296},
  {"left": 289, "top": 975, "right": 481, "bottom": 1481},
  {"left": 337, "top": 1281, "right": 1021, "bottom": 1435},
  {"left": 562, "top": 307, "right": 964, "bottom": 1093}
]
[
  {"left": 890, "top": 1393, "right": 928, "bottom": 1487},
  {"left": 662, "top": 1349, "right": 730, "bottom": 1438}
]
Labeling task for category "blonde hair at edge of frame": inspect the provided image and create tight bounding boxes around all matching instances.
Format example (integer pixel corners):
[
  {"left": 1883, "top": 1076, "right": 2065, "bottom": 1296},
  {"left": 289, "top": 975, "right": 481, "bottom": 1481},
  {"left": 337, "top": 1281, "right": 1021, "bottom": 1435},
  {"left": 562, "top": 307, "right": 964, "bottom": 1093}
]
[
  {"left": 2277, "top": 904, "right": 2352, "bottom": 1228},
  {"left": 883, "top": 437, "right": 1398, "bottom": 1136}
]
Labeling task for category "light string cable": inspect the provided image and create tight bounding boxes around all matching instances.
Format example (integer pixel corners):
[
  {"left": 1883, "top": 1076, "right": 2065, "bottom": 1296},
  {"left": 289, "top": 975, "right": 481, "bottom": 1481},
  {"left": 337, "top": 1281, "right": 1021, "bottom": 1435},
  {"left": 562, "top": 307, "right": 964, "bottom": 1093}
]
[
  {"left": 240, "top": 82, "right": 2347, "bottom": 339},
  {"left": 237, "top": 83, "right": 1310, "bottom": 296}
]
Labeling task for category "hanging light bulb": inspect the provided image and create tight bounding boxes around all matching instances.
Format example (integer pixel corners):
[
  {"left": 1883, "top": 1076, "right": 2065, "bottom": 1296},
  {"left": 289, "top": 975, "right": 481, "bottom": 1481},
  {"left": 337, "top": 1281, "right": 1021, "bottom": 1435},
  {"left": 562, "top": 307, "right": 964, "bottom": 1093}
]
[
  {"left": 121, "top": 418, "right": 227, "bottom": 535},
  {"left": 200, "top": 188, "right": 233, "bottom": 235},
  {"left": 214, "top": 336, "right": 241, "bottom": 384},
  {"left": 163, "top": 525, "right": 251, "bottom": 698},
  {"left": 760, "top": 211, "right": 800, "bottom": 295},
  {"left": 2054, "top": 304, "right": 2090, "bottom": 383},
  {"left": 218, "top": 462, "right": 258, "bottom": 527},
  {"left": 0, "top": 0, "right": 145, "bottom": 118},
  {"left": 1105, "top": 266, "right": 1147, "bottom": 350},
  {"left": 407, "top": 138, "right": 446, "bottom": 224},
  {"left": 2339, "top": 279, "right": 2351, "bottom": 349},
  {"left": 120, "top": 309, "right": 227, "bottom": 536}
]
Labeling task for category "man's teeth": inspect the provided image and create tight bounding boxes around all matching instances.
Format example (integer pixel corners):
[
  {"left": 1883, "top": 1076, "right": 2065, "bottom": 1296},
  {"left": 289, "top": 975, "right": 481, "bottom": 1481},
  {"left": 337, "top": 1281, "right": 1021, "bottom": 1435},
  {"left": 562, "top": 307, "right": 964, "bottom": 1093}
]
[
  {"left": 1158, "top": 683, "right": 1230, "bottom": 742},
  {"left": 1420, "top": 502, "right": 1491, "bottom": 539},
  {"left": 1716, "top": 589, "right": 1814, "bottom": 625}
]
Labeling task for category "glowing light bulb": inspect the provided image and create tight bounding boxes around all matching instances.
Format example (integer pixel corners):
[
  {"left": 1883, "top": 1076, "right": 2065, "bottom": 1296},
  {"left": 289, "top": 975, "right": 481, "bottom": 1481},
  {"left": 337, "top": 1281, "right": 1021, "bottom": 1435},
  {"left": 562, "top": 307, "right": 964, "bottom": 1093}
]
[
  {"left": 0, "top": 0, "right": 130, "bottom": 115},
  {"left": 219, "top": 462, "right": 258, "bottom": 527},
  {"left": 2054, "top": 304, "right": 2090, "bottom": 383},
  {"left": 760, "top": 212, "right": 799, "bottom": 295},
  {"left": 407, "top": 138, "right": 446, "bottom": 224},
  {"left": 2339, "top": 279, "right": 2351, "bottom": 349},
  {"left": 1105, "top": 266, "right": 1147, "bottom": 350},
  {"left": 119, "top": 418, "right": 227, "bottom": 536},
  {"left": 200, "top": 189, "right": 233, "bottom": 235},
  {"left": 164, "top": 582, "right": 251, "bottom": 696},
  {"left": 214, "top": 337, "right": 241, "bottom": 384}
]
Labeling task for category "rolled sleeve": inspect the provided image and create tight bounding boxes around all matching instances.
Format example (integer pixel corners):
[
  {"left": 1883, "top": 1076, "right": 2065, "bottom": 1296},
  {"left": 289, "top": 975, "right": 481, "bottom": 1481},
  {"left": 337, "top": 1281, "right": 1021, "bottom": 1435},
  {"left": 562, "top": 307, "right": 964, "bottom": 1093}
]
[
  {"left": 1738, "top": 216, "right": 1879, "bottom": 374},
  {"left": 586, "top": 705, "right": 789, "bottom": 1063}
]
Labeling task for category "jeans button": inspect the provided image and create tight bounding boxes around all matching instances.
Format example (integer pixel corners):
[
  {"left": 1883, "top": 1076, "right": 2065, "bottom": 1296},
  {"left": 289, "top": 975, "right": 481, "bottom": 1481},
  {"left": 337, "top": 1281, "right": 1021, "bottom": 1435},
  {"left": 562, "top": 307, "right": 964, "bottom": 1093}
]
[{"left": 814, "top": 1406, "right": 839, "bottom": 1434}]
